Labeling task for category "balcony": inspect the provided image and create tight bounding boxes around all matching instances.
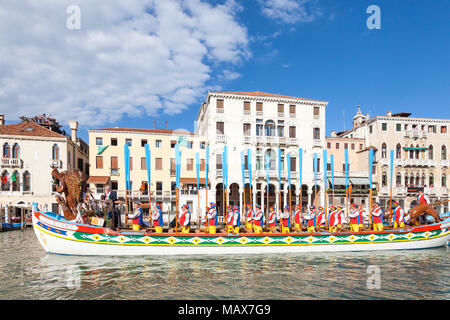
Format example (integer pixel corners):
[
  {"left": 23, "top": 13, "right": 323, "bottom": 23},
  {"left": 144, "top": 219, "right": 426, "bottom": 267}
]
[
  {"left": 427, "top": 159, "right": 436, "bottom": 166},
  {"left": 395, "top": 186, "right": 406, "bottom": 195},
  {"left": 278, "top": 112, "right": 284, "bottom": 118},
  {"left": 428, "top": 188, "right": 436, "bottom": 195},
  {"left": 380, "top": 186, "right": 389, "bottom": 195},
  {"left": 404, "top": 130, "right": 428, "bottom": 139},
  {"left": 243, "top": 110, "right": 251, "bottom": 116},
  {"left": 256, "top": 111, "right": 264, "bottom": 116},
  {"left": 216, "top": 169, "right": 222, "bottom": 177},
  {"left": 243, "top": 136, "right": 253, "bottom": 144},
  {"left": 380, "top": 158, "right": 389, "bottom": 166},
  {"left": 216, "top": 134, "right": 227, "bottom": 143},
  {"left": 441, "top": 160, "right": 449, "bottom": 167},
  {"left": 266, "top": 136, "right": 278, "bottom": 145},
  {"left": 1, "top": 158, "right": 23, "bottom": 168},
  {"left": 279, "top": 137, "right": 287, "bottom": 145},
  {"left": 442, "top": 187, "right": 448, "bottom": 196},
  {"left": 394, "top": 158, "right": 404, "bottom": 166},
  {"left": 50, "top": 159, "right": 62, "bottom": 168},
  {"left": 289, "top": 113, "right": 296, "bottom": 118},
  {"left": 289, "top": 138, "right": 298, "bottom": 145},
  {"left": 312, "top": 139, "right": 321, "bottom": 148},
  {"left": 110, "top": 168, "right": 120, "bottom": 176},
  {"left": 255, "top": 136, "right": 265, "bottom": 144},
  {"left": 216, "top": 108, "right": 224, "bottom": 114}
]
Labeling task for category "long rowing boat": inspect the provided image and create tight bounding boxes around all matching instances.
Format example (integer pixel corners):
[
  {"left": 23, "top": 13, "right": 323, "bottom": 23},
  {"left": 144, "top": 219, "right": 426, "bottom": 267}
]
[{"left": 32, "top": 203, "right": 450, "bottom": 256}]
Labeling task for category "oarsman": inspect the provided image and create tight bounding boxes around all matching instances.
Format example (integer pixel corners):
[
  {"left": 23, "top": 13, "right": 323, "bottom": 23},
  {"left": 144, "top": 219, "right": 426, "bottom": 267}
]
[
  {"left": 268, "top": 206, "right": 277, "bottom": 233},
  {"left": 232, "top": 205, "right": 240, "bottom": 234},
  {"left": 179, "top": 204, "right": 191, "bottom": 233},
  {"left": 328, "top": 206, "right": 338, "bottom": 232},
  {"left": 336, "top": 205, "right": 344, "bottom": 228},
  {"left": 151, "top": 203, "right": 164, "bottom": 233},
  {"left": 392, "top": 201, "right": 405, "bottom": 228},
  {"left": 358, "top": 205, "right": 365, "bottom": 229},
  {"left": 316, "top": 206, "right": 326, "bottom": 229},
  {"left": 226, "top": 205, "right": 238, "bottom": 234},
  {"left": 127, "top": 201, "right": 144, "bottom": 231},
  {"left": 207, "top": 202, "right": 217, "bottom": 233},
  {"left": 245, "top": 204, "right": 254, "bottom": 231},
  {"left": 253, "top": 204, "right": 264, "bottom": 234},
  {"left": 417, "top": 189, "right": 431, "bottom": 205},
  {"left": 303, "top": 205, "right": 316, "bottom": 233},
  {"left": 201, "top": 206, "right": 209, "bottom": 232},
  {"left": 280, "top": 206, "right": 290, "bottom": 233},
  {"left": 225, "top": 205, "right": 233, "bottom": 233},
  {"left": 371, "top": 202, "right": 384, "bottom": 231},
  {"left": 348, "top": 203, "right": 360, "bottom": 232},
  {"left": 293, "top": 204, "right": 302, "bottom": 232}
]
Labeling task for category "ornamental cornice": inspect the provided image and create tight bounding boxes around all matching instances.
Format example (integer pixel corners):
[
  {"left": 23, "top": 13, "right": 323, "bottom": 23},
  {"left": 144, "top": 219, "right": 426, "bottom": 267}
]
[{"left": 208, "top": 93, "right": 328, "bottom": 107}]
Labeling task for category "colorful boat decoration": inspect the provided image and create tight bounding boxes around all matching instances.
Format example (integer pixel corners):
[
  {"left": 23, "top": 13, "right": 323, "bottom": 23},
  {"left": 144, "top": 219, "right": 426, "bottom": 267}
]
[{"left": 32, "top": 204, "right": 450, "bottom": 256}]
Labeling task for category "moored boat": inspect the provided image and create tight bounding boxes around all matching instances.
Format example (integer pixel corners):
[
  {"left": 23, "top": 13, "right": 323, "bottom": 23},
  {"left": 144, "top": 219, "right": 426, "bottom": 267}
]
[{"left": 32, "top": 204, "right": 450, "bottom": 256}]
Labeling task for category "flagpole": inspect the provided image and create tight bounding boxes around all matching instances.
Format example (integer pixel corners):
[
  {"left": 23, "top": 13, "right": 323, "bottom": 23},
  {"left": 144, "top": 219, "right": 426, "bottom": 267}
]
[
  {"left": 298, "top": 148, "right": 303, "bottom": 219},
  {"left": 144, "top": 144, "right": 152, "bottom": 230},
  {"left": 369, "top": 149, "right": 374, "bottom": 229},
  {"left": 331, "top": 154, "right": 335, "bottom": 207},
  {"left": 345, "top": 148, "right": 350, "bottom": 229},
  {"left": 389, "top": 150, "right": 394, "bottom": 228},
  {"left": 287, "top": 152, "right": 292, "bottom": 230},
  {"left": 323, "top": 149, "right": 328, "bottom": 229}
]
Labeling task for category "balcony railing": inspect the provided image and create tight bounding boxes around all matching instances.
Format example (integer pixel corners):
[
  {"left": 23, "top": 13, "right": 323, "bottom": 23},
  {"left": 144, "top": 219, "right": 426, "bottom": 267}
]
[
  {"left": 255, "top": 136, "right": 265, "bottom": 144},
  {"left": 428, "top": 188, "right": 436, "bottom": 195},
  {"left": 216, "top": 108, "right": 224, "bottom": 113},
  {"left": 266, "top": 136, "right": 277, "bottom": 144},
  {"left": 394, "top": 159, "right": 404, "bottom": 166},
  {"left": 289, "top": 113, "right": 296, "bottom": 118},
  {"left": 404, "top": 130, "right": 428, "bottom": 139},
  {"left": 312, "top": 139, "right": 321, "bottom": 147},
  {"left": 279, "top": 137, "right": 287, "bottom": 144},
  {"left": 110, "top": 168, "right": 120, "bottom": 176},
  {"left": 216, "top": 134, "right": 227, "bottom": 143},
  {"left": 380, "top": 186, "right": 389, "bottom": 195},
  {"left": 380, "top": 158, "right": 389, "bottom": 166},
  {"left": 441, "top": 160, "right": 449, "bottom": 167},
  {"left": 243, "top": 136, "right": 252, "bottom": 144},
  {"left": 216, "top": 169, "right": 222, "bottom": 177},
  {"left": 278, "top": 112, "right": 284, "bottom": 118},
  {"left": 256, "top": 111, "right": 264, "bottom": 116},
  {"left": 288, "top": 138, "right": 298, "bottom": 145},
  {"left": 50, "top": 159, "right": 62, "bottom": 168},
  {"left": 1, "top": 158, "right": 23, "bottom": 168},
  {"left": 395, "top": 186, "right": 406, "bottom": 195},
  {"left": 442, "top": 187, "right": 448, "bottom": 195},
  {"left": 243, "top": 110, "right": 251, "bottom": 115}
]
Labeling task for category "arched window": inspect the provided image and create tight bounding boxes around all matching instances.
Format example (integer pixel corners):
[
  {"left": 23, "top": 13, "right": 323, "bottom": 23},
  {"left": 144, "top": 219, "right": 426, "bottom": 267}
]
[
  {"left": 420, "top": 174, "right": 425, "bottom": 187},
  {"left": 442, "top": 174, "right": 447, "bottom": 187},
  {"left": 409, "top": 144, "right": 414, "bottom": 159},
  {"left": 382, "top": 172, "right": 387, "bottom": 187},
  {"left": 23, "top": 171, "right": 31, "bottom": 192},
  {"left": 396, "top": 173, "right": 401, "bottom": 186},
  {"left": 405, "top": 175, "right": 409, "bottom": 187},
  {"left": 381, "top": 143, "right": 387, "bottom": 158},
  {"left": 429, "top": 173, "right": 434, "bottom": 187},
  {"left": 3, "top": 143, "right": 10, "bottom": 158},
  {"left": 442, "top": 145, "right": 447, "bottom": 160},
  {"left": 1, "top": 171, "right": 9, "bottom": 191},
  {"left": 52, "top": 144, "right": 59, "bottom": 160},
  {"left": 415, "top": 144, "right": 420, "bottom": 159},
  {"left": 396, "top": 144, "right": 401, "bottom": 159},
  {"left": 415, "top": 174, "right": 420, "bottom": 187},
  {"left": 11, "top": 170, "right": 19, "bottom": 191},
  {"left": 410, "top": 173, "right": 415, "bottom": 187},
  {"left": 12, "top": 143, "right": 20, "bottom": 159},
  {"left": 264, "top": 120, "right": 276, "bottom": 137},
  {"left": 428, "top": 145, "right": 434, "bottom": 160},
  {"left": 264, "top": 149, "right": 276, "bottom": 170}
]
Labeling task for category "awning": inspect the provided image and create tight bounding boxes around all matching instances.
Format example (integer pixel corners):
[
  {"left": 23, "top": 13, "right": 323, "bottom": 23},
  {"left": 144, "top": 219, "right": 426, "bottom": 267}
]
[
  {"left": 87, "top": 176, "right": 110, "bottom": 184},
  {"left": 180, "top": 178, "right": 206, "bottom": 185},
  {"left": 350, "top": 177, "right": 370, "bottom": 185},
  {"left": 327, "top": 177, "right": 347, "bottom": 186}
]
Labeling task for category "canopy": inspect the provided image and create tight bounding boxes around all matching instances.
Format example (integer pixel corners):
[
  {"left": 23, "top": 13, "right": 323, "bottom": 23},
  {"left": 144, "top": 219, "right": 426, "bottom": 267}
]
[
  {"left": 350, "top": 177, "right": 370, "bottom": 185},
  {"left": 403, "top": 147, "right": 428, "bottom": 151},
  {"left": 86, "top": 176, "right": 110, "bottom": 184},
  {"left": 327, "top": 177, "right": 347, "bottom": 186}
]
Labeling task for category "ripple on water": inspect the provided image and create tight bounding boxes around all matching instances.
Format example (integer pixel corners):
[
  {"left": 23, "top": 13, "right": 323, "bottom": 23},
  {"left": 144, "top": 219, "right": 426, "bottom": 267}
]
[{"left": 0, "top": 229, "right": 449, "bottom": 299}]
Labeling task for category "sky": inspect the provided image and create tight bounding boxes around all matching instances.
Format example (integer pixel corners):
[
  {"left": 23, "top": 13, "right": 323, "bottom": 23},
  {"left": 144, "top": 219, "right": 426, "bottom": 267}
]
[{"left": 1, "top": 0, "right": 449, "bottom": 142}]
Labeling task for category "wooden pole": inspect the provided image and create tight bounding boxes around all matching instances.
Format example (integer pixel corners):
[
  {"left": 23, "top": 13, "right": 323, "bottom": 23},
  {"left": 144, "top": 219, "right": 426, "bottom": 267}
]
[
  {"left": 175, "top": 187, "right": 179, "bottom": 234},
  {"left": 389, "top": 186, "right": 393, "bottom": 227},
  {"left": 369, "top": 189, "right": 373, "bottom": 229},
  {"left": 289, "top": 186, "right": 292, "bottom": 230},
  {"left": 197, "top": 190, "right": 200, "bottom": 230},
  {"left": 148, "top": 184, "right": 152, "bottom": 230},
  {"left": 266, "top": 187, "right": 269, "bottom": 231},
  {"left": 324, "top": 188, "right": 328, "bottom": 229}
]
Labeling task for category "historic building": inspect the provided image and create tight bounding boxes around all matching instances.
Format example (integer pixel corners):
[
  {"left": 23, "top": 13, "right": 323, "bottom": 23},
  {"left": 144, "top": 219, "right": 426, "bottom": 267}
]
[
  {"left": 337, "top": 107, "right": 450, "bottom": 212},
  {"left": 87, "top": 127, "right": 207, "bottom": 219},
  {"left": 0, "top": 115, "right": 88, "bottom": 218},
  {"left": 195, "top": 91, "right": 328, "bottom": 215}
]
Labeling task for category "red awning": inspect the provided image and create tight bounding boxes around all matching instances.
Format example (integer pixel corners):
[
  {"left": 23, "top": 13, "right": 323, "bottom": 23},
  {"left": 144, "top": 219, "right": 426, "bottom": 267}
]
[{"left": 86, "top": 176, "right": 110, "bottom": 184}]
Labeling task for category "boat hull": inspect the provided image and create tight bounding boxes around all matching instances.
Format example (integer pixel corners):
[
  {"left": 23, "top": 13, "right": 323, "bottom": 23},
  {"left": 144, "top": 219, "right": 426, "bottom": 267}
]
[{"left": 32, "top": 205, "right": 450, "bottom": 256}]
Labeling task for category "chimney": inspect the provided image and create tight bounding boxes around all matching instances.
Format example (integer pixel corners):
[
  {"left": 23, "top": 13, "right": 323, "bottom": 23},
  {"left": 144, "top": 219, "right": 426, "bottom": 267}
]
[
  {"left": 69, "top": 120, "right": 78, "bottom": 144},
  {"left": 387, "top": 111, "right": 392, "bottom": 117},
  {"left": 331, "top": 130, "right": 337, "bottom": 137},
  {"left": 0, "top": 115, "right": 4, "bottom": 125}
]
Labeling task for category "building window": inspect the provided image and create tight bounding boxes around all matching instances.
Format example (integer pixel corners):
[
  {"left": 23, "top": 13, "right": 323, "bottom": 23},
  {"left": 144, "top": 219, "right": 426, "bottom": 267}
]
[
  {"left": 216, "top": 122, "right": 224, "bottom": 135},
  {"left": 369, "top": 125, "right": 373, "bottom": 134},
  {"left": 289, "top": 126, "right": 296, "bottom": 138},
  {"left": 336, "top": 143, "right": 339, "bottom": 149},
  {"left": 277, "top": 121, "right": 284, "bottom": 137},
  {"left": 278, "top": 104, "right": 284, "bottom": 113},
  {"left": 155, "top": 158, "right": 162, "bottom": 170},
  {"left": 96, "top": 137, "right": 103, "bottom": 145},
  {"left": 428, "top": 145, "right": 434, "bottom": 160},
  {"left": 187, "top": 141, "right": 193, "bottom": 149},
  {"left": 441, "top": 126, "right": 447, "bottom": 134},
  {"left": 265, "top": 149, "right": 276, "bottom": 170},
  {"left": 52, "top": 144, "right": 59, "bottom": 160},
  {"left": 256, "top": 120, "right": 264, "bottom": 136},
  {"left": 429, "top": 125, "right": 436, "bottom": 133},
  {"left": 396, "top": 173, "right": 401, "bottom": 187},
  {"left": 396, "top": 123, "right": 401, "bottom": 131},
  {"left": 200, "top": 142, "right": 206, "bottom": 149},
  {"left": 171, "top": 141, "right": 176, "bottom": 148},
  {"left": 141, "top": 139, "right": 147, "bottom": 147},
  {"left": 187, "top": 158, "right": 193, "bottom": 171},
  {"left": 141, "top": 157, "right": 146, "bottom": 170},
  {"left": 381, "top": 123, "right": 387, "bottom": 131},
  {"left": 344, "top": 143, "right": 348, "bottom": 149},
  {"left": 170, "top": 158, "right": 175, "bottom": 176},
  {"left": 381, "top": 143, "right": 387, "bottom": 158},
  {"left": 200, "top": 159, "right": 206, "bottom": 171},
  {"left": 396, "top": 143, "right": 401, "bottom": 159},
  {"left": 313, "top": 157, "right": 320, "bottom": 172},
  {"left": 12, "top": 143, "right": 19, "bottom": 159},
  {"left": 243, "top": 123, "right": 251, "bottom": 136},
  {"left": 23, "top": 171, "right": 30, "bottom": 192},
  {"left": 289, "top": 104, "right": 296, "bottom": 115},
  {"left": 216, "top": 99, "right": 224, "bottom": 110},
  {"left": 429, "top": 173, "right": 434, "bottom": 187},
  {"left": 265, "top": 120, "right": 276, "bottom": 136},
  {"left": 111, "top": 156, "right": 118, "bottom": 174},
  {"left": 327, "top": 142, "right": 331, "bottom": 149},
  {"left": 442, "top": 145, "right": 447, "bottom": 160},
  {"left": 129, "top": 157, "right": 133, "bottom": 171},
  {"left": 155, "top": 140, "right": 162, "bottom": 148},
  {"left": 96, "top": 156, "right": 103, "bottom": 169},
  {"left": 359, "top": 144, "right": 363, "bottom": 150},
  {"left": 313, "top": 128, "right": 320, "bottom": 140},
  {"left": 351, "top": 143, "right": 355, "bottom": 150},
  {"left": 243, "top": 101, "right": 251, "bottom": 112},
  {"left": 442, "top": 174, "right": 447, "bottom": 187},
  {"left": 382, "top": 172, "right": 387, "bottom": 187},
  {"left": 342, "top": 163, "right": 350, "bottom": 172},
  {"left": 125, "top": 139, "right": 132, "bottom": 146},
  {"left": 290, "top": 156, "right": 297, "bottom": 172},
  {"left": 256, "top": 102, "right": 263, "bottom": 112},
  {"left": 216, "top": 154, "right": 222, "bottom": 170},
  {"left": 111, "top": 138, "right": 117, "bottom": 146},
  {"left": 313, "top": 107, "right": 320, "bottom": 118}
]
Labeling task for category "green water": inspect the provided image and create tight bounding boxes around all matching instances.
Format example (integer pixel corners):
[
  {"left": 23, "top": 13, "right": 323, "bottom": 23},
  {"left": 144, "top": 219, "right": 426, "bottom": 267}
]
[{"left": 0, "top": 228, "right": 449, "bottom": 299}]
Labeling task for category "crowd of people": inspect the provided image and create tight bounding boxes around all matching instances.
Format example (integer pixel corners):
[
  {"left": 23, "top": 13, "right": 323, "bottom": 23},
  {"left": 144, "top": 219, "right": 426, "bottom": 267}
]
[{"left": 73, "top": 187, "right": 436, "bottom": 234}]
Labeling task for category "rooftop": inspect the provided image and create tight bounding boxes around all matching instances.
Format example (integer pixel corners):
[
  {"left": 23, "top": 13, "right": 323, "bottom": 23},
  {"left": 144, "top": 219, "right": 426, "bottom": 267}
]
[
  {"left": 89, "top": 127, "right": 196, "bottom": 136},
  {"left": 0, "top": 121, "right": 66, "bottom": 139},
  {"left": 212, "top": 91, "right": 327, "bottom": 103}
]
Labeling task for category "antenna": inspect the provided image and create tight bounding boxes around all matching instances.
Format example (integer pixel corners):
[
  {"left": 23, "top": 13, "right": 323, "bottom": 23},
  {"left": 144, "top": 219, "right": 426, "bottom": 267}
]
[{"left": 342, "top": 109, "right": 345, "bottom": 131}]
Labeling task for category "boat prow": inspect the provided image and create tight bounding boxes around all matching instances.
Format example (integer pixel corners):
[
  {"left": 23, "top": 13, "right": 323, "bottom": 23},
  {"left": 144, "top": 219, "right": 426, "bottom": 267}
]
[{"left": 32, "top": 203, "right": 450, "bottom": 256}]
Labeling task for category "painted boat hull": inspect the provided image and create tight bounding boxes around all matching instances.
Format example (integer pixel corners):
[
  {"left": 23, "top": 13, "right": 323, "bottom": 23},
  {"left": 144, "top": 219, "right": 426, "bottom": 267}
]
[
  {"left": 1, "top": 221, "right": 26, "bottom": 232},
  {"left": 32, "top": 205, "right": 450, "bottom": 256}
]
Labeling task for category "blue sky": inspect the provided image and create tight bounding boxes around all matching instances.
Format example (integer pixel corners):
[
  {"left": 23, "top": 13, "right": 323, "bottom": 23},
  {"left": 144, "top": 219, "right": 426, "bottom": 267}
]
[{"left": 1, "top": 0, "right": 449, "bottom": 142}]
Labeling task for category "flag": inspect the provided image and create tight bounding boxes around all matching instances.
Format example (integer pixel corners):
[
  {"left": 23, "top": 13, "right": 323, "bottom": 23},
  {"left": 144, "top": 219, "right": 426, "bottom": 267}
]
[
  {"left": 177, "top": 136, "right": 188, "bottom": 147},
  {"left": 344, "top": 148, "right": 349, "bottom": 191},
  {"left": 205, "top": 145, "right": 209, "bottom": 189},
  {"left": 144, "top": 144, "right": 151, "bottom": 190},
  {"left": 323, "top": 149, "right": 327, "bottom": 190},
  {"left": 240, "top": 151, "right": 246, "bottom": 188},
  {"left": 277, "top": 148, "right": 282, "bottom": 190},
  {"left": 124, "top": 144, "right": 131, "bottom": 191},
  {"left": 97, "top": 145, "right": 109, "bottom": 155},
  {"left": 11, "top": 172, "right": 16, "bottom": 182},
  {"left": 369, "top": 149, "right": 374, "bottom": 190},
  {"left": 287, "top": 152, "right": 291, "bottom": 191},
  {"left": 247, "top": 148, "right": 252, "bottom": 189},
  {"left": 298, "top": 148, "right": 303, "bottom": 190},
  {"left": 330, "top": 154, "right": 335, "bottom": 190},
  {"left": 195, "top": 152, "right": 200, "bottom": 189}
]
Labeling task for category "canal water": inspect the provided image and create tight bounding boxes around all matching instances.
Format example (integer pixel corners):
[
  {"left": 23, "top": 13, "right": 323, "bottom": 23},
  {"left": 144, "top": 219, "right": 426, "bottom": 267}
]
[{"left": 0, "top": 228, "right": 449, "bottom": 300}]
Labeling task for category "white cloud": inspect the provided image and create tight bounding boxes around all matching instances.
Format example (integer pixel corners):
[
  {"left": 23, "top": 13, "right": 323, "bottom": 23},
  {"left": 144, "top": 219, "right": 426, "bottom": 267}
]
[
  {"left": 258, "top": 0, "right": 322, "bottom": 24},
  {"left": 0, "top": 0, "right": 248, "bottom": 126}
]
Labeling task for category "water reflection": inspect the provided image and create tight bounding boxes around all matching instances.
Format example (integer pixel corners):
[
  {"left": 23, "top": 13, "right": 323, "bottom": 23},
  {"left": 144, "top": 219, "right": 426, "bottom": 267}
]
[{"left": 0, "top": 229, "right": 449, "bottom": 299}]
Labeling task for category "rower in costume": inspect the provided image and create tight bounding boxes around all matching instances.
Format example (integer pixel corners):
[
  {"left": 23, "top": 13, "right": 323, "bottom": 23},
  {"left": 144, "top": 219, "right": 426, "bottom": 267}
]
[
  {"left": 179, "top": 204, "right": 191, "bottom": 233},
  {"left": 226, "top": 205, "right": 233, "bottom": 233},
  {"left": 151, "top": 203, "right": 164, "bottom": 233},
  {"left": 268, "top": 206, "right": 277, "bottom": 233},
  {"left": 417, "top": 189, "right": 431, "bottom": 205},
  {"left": 201, "top": 206, "right": 209, "bottom": 232},
  {"left": 372, "top": 202, "right": 383, "bottom": 231},
  {"left": 245, "top": 204, "right": 254, "bottom": 231},
  {"left": 294, "top": 204, "right": 302, "bottom": 231},
  {"left": 336, "top": 205, "right": 344, "bottom": 228},
  {"left": 316, "top": 206, "right": 326, "bottom": 229},
  {"left": 349, "top": 203, "right": 360, "bottom": 232},
  {"left": 281, "top": 206, "right": 290, "bottom": 233},
  {"left": 127, "top": 201, "right": 143, "bottom": 231},
  {"left": 303, "top": 205, "right": 316, "bottom": 233},
  {"left": 207, "top": 202, "right": 217, "bottom": 233},
  {"left": 328, "top": 206, "right": 338, "bottom": 232},
  {"left": 393, "top": 201, "right": 405, "bottom": 228},
  {"left": 253, "top": 204, "right": 264, "bottom": 234},
  {"left": 358, "top": 206, "right": 365, "bottom": 228}
]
